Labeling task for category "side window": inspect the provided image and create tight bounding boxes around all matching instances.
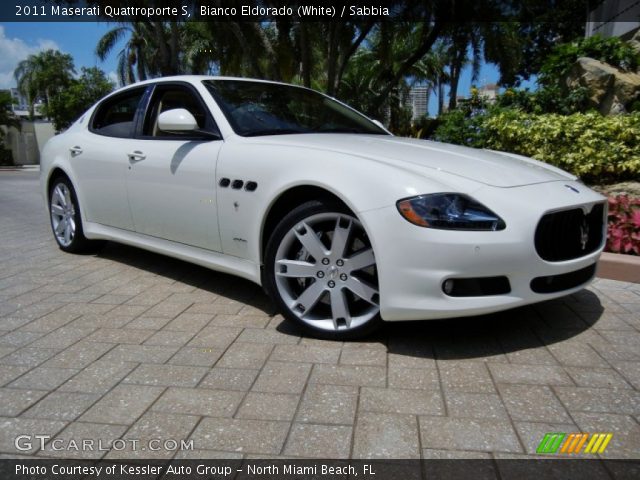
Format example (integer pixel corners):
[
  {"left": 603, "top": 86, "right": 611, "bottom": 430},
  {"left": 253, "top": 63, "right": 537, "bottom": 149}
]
[
  {"left": 91, "top": 88, "right": 145, "bottom": 138},
  {"left": 143, "top": 85, "right": 219, "bottom": 138}
]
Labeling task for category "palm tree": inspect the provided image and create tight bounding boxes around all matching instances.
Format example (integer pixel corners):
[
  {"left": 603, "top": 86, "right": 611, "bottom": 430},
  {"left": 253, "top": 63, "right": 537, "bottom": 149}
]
[
  {"left": 96, "top": 21, "right": 187, "bottom": 85},
  {"left": 339, "top": 23, "right": 420, "bottom": 129},
  {"left": 411, "top": 41, "right": 451, "bottom": 117},
  {"left": 480, "top": 22, "right": 525, "bottom": 87},
  {"left": 96, "top": 23, "right": 152, "bottom": 84},
  {"left": 13, "top": 61, "right": 38, "bottom": 119},
  {"left": 446, "top": 26, "right": 483, "bottom": 111},
  {"left": 14, "top": 50, "right": 74, "bottom": 119}
]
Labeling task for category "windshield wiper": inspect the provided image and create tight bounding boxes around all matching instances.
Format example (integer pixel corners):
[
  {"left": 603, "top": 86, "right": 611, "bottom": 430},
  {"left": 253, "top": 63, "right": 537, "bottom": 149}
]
[{"left": 244, "top": 128, "right": 307, "bottom": 137}]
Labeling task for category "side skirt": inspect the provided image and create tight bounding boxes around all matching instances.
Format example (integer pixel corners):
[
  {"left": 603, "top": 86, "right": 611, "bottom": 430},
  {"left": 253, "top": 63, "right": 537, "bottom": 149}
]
[{"left": 84, "top": 222, "right": 261, "bottom": 285}]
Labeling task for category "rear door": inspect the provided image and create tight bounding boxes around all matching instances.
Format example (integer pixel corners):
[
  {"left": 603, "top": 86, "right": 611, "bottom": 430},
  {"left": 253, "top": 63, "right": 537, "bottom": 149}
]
[
  {"left": 125, "top": 82, "right": 223, "bottom": 251},
  {"left": 71, "top": 86, "right": 148, "bottom": 230}
]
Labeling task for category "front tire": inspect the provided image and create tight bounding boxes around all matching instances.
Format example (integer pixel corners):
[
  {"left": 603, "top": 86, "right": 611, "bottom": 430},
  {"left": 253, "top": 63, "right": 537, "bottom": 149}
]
[
  {"left": 264, "top": 200, "right": 382, "bottom": 339},
  {"left": 49, "top": 176, "right": 92, "bottom": 253}
]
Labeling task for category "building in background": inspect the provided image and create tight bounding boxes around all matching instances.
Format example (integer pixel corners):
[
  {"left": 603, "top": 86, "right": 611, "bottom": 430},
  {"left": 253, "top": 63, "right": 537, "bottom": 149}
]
[
  {"left": 477, "top": 83, "right": 499, "bottom": 102},
  {"left": 0, "top": 89, "right": 52, "bottom": 165},
  {"left": 407, "top": 85, "right": 430, "bottom": 121},
  {"left": 585, "top": 0, "right": 640, "bottom": 39},
  {"left": 9, "top": 88, "right": 44, "bottom": 118},
  {"left": 455, "top": 83, "right": 500, "bottom": 110}
]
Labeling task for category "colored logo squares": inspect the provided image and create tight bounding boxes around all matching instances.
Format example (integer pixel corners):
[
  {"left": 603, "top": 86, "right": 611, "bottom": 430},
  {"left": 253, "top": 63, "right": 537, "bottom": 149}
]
[{"left": 537, "top": 432, "right": 613, "bottom": 454}]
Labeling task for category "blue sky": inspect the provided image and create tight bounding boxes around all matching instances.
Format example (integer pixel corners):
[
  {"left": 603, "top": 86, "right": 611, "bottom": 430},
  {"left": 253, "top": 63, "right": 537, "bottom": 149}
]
[
  {"left": 0, "top": 22, "right": 120, "bottom": 88},
  {"left": 1, "top": 22, "right": 518, "bottom": 116}
]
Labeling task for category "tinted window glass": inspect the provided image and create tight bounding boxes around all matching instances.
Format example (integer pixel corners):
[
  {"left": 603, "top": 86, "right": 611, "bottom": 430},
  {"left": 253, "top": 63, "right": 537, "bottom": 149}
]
[
  {"left": 203, "top": 80, "right": 388, "bottom": 137},
  {"left": 92, "top": 88, "right": 145, "bottom": 137},
  {"left": 143, "top": 85, "right": 217, "bottom": 138}
]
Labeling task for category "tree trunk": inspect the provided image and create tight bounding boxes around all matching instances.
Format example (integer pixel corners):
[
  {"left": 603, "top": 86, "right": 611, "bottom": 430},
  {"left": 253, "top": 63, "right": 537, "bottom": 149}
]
[
  {"left": 276, "top": 20, "right": 294, "bottom": 82},
  {"left": 335, "top": 21, "right": 374, "bottom": 95},
  {"left": 299, "top": 23, "right": 311, "bottom": 88},
  {"left": 27, "top": 93, "right": 34, "bottom": 121},
  {"left": 169, "top": 22, "right": 180, "bottom": 74},
  {"left": 424, "top": 86, "right": 431, "bottom": 117},
  {"left": 44, "top": 88, "right": 51, "bottom": 120},
  {"left": 326, "top": 23, "right": 339, "bottom": 95},
  {"left": 448, "top": 63, "right": 460, "bottom": 111},
  {"left": 136, "top": 47, "right": 146, "bottom": 81},
  {"left": 250, "top": 23, "right": 279, "bottom": 80},
  {"left": 371, "top": 21, "right": 443, "bottom": 111},
  {"left": 151, "top": 22, "right": 172, "bottom": 76},
  {"left": 228, "top": 23, "right": 264, "bottom": 78}
]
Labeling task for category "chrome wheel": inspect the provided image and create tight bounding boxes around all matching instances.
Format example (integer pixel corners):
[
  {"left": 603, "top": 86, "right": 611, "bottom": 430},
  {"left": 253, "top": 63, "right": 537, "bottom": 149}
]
[
  {"left": 50, "top": 183, "right": 76, "bottom": 247},
  {"left": 273, "top": 212, "right": 379, "bottom": 332}
]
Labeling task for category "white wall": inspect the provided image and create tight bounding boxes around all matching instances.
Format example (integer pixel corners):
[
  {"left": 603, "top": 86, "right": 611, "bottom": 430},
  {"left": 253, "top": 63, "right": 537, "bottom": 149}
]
[{"left": 3, "top": 120, "right": 55, "bottom": 165}]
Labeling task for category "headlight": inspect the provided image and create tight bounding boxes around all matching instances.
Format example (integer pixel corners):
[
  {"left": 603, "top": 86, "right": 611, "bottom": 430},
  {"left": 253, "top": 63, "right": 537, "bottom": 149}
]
[{"left": 396, "top": 193, "right": 506, "bottom": 231}]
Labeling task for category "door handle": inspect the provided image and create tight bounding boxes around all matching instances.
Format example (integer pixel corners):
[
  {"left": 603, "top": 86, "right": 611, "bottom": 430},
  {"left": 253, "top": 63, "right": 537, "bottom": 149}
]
[
  {"left": 127, "top": 151, "right": 146, "bottom": 162},
  {"left": 69, "top": 146, "right": 83, "bottom": 157}
]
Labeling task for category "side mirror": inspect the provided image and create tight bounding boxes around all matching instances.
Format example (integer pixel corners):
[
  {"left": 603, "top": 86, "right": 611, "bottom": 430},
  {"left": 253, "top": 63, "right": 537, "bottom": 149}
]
[{"left": 157, "top": 108, "right": 198, "bottom": 132}]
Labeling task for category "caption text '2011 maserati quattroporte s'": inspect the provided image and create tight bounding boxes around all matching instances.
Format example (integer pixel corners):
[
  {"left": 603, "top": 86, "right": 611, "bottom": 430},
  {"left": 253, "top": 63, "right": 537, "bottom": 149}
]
[{"left": 41, "top": 76, "right": 606, "bottom": 338}]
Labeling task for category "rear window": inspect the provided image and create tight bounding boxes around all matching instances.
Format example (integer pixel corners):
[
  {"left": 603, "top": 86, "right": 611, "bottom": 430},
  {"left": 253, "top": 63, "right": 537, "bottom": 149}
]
[{"left": 91, "top": 88, "right": 145, "bottom": 138}]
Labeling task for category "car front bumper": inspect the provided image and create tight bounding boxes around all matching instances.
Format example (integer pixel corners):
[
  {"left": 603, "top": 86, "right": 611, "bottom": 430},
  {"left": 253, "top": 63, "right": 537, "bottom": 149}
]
[{"left": 359, "top": 181, "right": 606, "bottom": 322}]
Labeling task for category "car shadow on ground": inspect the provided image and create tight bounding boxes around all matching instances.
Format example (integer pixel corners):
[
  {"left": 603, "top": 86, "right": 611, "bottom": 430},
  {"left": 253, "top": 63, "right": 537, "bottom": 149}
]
[
  {"left": 97, "top": 241, "right": 604, "bottom": 360},
  {"left": 378, "top": 291, "right": 604, "bottom": 361},
  {"left": 97, "top": 241, "right": 278, "bottom": 315}
]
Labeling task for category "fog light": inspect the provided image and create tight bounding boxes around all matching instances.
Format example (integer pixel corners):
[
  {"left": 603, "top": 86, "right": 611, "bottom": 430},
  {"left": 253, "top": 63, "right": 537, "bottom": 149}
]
[
  {"left": 443, "top": 279, "right": 454, "bottom": 295},
  {"left": 442, "top": 276, "right": 511, "bottom": 297}
]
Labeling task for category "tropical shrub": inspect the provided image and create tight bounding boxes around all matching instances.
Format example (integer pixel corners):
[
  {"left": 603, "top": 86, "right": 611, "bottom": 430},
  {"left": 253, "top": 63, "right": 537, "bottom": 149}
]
[
  {"left": 481, "top": 111, "right": 640, "bottom": 181},
  {"left": 495, "top": 85, "right": 592, "bottom": 115},
  {"left": 606, "top": 195, "right": 640, "bottom": 255},
  {"left": 433, "top": 109, "right": 640, "bottom": 182}
]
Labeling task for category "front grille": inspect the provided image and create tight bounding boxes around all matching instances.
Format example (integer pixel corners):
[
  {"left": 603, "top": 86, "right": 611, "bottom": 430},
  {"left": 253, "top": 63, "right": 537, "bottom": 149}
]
[
  {"left": 534, "top": 203, "right": 605, "bottom": 262},
  {"left": 531, "top": 264, "right": 597, "bottom": 293}
]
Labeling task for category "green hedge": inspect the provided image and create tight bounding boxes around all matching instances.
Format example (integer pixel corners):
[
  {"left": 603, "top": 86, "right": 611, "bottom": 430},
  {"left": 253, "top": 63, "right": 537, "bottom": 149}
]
[{"left": 433, "top": 110, "right": 640, "bottom": 182}]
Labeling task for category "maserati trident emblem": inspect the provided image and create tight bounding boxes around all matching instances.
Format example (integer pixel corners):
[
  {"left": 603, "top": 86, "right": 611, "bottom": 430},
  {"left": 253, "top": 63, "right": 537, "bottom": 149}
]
[
  {"left": 565, "top": 184, "right": 580, "bottom": 194},
  {"left": 579, "top": 219, "right": 589, "bottom": 250}
]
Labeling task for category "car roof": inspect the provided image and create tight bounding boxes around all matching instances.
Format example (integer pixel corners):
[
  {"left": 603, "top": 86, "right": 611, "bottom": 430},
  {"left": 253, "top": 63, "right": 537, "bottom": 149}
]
[{"left": 113, "top": 75, "right": 302, "bottom": 92}]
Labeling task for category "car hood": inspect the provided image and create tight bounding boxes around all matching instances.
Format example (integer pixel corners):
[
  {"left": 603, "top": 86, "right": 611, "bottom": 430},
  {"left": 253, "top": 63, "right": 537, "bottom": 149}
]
[{"left": 252, "top": 134, "right": 575, "bottom": 188}]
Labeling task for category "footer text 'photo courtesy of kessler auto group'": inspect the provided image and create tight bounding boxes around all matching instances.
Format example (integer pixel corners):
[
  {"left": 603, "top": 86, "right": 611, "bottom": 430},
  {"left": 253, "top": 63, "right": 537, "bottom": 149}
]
[{"left": 0, "top": 1, "right": 639, "bottom": 479}]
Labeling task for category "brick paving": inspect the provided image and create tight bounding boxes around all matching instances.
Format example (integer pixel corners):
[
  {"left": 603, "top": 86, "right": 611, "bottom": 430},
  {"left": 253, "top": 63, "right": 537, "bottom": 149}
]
[{"left": 0, "top": 170, "right": 638, "bottom": 459}]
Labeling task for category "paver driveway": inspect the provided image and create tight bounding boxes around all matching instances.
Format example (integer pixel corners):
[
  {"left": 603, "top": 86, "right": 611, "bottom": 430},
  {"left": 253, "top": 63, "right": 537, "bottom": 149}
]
[{"left": 0, "top": 169, "right": 638, "bottom": 460}]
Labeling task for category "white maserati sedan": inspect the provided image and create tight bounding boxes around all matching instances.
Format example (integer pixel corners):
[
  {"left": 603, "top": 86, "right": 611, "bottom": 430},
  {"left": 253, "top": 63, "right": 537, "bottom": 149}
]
[{"left": 41, "top": 76, "right": 606, "bottom": 338}]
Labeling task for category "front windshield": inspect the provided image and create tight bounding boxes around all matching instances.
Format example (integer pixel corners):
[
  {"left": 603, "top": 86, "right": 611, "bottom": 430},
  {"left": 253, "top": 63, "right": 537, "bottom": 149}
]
[{"left": 203, "top": 79, "right": 389, "bottom": 137}]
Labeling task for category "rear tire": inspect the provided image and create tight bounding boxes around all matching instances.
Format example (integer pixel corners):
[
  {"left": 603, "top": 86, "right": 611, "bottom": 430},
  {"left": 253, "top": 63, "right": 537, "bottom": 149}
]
[
  {"left": 264, "top": 200, "right": 382, "bottom": 340},
  {"left": 48, "top": 176, "right": 95, "bottom": 253}
]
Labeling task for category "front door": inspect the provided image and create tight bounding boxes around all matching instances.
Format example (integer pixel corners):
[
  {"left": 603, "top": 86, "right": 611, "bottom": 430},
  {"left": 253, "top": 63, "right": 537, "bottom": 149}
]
[{"left": 125, "top": 83, "right": 223, "bottom": 251}]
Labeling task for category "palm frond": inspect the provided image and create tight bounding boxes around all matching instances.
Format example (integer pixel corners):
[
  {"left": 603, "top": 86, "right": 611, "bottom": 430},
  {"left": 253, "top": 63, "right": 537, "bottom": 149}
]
[{"left": 96, "top": 26, "right": 129, "bottom": 61}]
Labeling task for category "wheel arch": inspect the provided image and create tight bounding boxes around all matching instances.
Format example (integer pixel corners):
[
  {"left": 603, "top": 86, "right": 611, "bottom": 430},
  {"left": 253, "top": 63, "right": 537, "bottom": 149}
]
[
  {"left": 46, "top": 167, "right": 73, "bottom": 204},
  {"left": 45, "top": 166, "right": 88, "bottom": 228},
  {"left": 259, "top": 184, "right": 377, "bottom": 267}
]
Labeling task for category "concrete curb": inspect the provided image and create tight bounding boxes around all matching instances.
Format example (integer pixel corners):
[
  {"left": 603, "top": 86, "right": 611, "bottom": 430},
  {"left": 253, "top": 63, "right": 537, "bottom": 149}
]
[{"left": 597, "top": 252, "right": 640, "bottom": 284}]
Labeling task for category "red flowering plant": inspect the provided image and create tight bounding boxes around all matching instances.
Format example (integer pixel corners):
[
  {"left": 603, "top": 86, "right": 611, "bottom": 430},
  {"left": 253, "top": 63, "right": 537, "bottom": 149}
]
[{"left": 606, "top": 195, "right": 640, "bottom": 255}]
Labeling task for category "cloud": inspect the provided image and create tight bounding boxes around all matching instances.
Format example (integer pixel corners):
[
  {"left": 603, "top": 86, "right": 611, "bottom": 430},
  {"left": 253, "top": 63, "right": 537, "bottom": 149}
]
[
  {"left": 0, "top": 25, "right": 60, "bottom": 89},
  {"left": 107, "top": 70, "right": 121, "bottom": 88}
]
